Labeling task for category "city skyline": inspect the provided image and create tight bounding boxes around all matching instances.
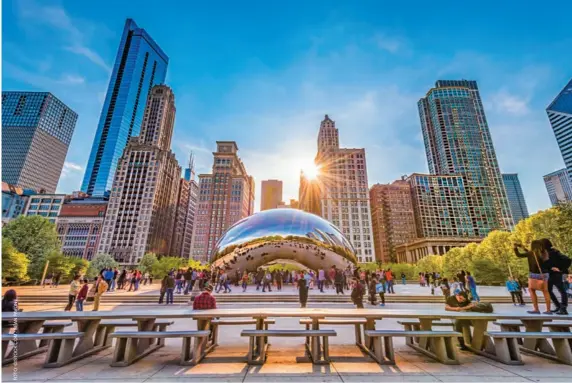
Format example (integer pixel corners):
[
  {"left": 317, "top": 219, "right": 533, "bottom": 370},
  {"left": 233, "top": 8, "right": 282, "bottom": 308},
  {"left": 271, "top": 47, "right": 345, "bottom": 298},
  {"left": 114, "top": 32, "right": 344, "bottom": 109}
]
[{"left": 3, "top": 1, "right": 571, "bottom": 214}]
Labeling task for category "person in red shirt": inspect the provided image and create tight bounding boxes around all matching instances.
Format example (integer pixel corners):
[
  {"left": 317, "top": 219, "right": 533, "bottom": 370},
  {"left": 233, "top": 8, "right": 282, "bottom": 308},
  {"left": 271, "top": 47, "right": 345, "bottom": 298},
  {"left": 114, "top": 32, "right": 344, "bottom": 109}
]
[
  {"left": 193, "top": 285, "right": 217, "bottom": 310},
  {"left": 75, "top": 279, "right": 90, "bottom": 311}
]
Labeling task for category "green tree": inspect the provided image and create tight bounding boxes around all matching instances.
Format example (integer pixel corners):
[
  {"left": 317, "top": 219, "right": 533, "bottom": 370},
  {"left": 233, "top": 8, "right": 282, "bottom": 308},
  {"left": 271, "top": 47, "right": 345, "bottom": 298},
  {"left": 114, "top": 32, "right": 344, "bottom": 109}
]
[
  {"left": 151, "top": 256, "right": 186, "bottom": 278},
  {"left": 443, "top": 246, "right": 474, "bottom": 279},
  {"left": 415, "top": 255, "right": 443, "bottom": 275},
  {"left": 188, "top": 259, "right": 209, "bottom": 271},
  {"left": 472, "top": 258, "right": 506, "bottom": 285},
  {"left": 46, "top": 251, "right": 74, "bottom": 279},
  {"left": 87, "top": 253, "right": 118, "bottom": 279},
  {"left": 3, "top": 216, "right": 61, "bottom": 279},
  {"left": 2, "top": 238, "right": 30, "bottom": 281},
  {"left": 139, "top": 253, "right": 158, "bottom": 274},
  {"left": 68, "top": 258, "right": 90, "bottom": 280}
]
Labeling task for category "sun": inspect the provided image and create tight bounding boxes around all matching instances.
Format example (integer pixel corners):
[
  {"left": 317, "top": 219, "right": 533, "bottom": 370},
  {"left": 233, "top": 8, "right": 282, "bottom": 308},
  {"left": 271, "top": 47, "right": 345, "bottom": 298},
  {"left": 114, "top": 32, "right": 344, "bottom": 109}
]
[{"left": 301, "top": 162, "right": 321, "bottom": 180}]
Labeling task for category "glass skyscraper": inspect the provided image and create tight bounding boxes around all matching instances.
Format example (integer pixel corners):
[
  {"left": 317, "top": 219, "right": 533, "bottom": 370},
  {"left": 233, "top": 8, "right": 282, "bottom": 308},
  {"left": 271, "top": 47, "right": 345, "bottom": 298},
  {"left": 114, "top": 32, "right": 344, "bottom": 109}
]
[
  {"left": 418, "top": 80, "right": 513, "bottom": 235},
  {"left": 543, "top": 168, "right": 572, "bottom": 206},
  {"left": 546, "top": 79, "right": 572, "bottom": 183},
  {"left": 2, "top": 92, "right": 78, "bottom": 193},
  {"left": 81, "top": 18, "right": 168, "bottom": 196},
  {"left": 502, "top": 173, "right": 529, "bottom": 224}
]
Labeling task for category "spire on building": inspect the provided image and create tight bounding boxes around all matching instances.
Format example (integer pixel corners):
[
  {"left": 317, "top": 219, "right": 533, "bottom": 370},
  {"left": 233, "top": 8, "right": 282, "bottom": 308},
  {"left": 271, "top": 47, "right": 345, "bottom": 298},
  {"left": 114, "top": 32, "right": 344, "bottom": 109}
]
[{"left": 184, "top": 151, "right": 196, "bottom": 181}]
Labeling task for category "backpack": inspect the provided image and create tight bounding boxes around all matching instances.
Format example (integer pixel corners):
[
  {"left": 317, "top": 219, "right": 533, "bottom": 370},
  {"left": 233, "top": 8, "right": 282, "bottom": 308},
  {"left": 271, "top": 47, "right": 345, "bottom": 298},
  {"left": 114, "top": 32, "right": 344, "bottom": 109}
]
[{"left": 468, "top": 302, "right": 494, "bottom": 313}]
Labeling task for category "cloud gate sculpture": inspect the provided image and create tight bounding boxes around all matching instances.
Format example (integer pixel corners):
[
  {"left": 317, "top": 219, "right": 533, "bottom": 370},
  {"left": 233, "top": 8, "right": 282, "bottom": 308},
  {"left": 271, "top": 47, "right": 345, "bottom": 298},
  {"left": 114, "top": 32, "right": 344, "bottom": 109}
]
[{"left": 211, "top": 209, "right": 358, "bottom": 273}]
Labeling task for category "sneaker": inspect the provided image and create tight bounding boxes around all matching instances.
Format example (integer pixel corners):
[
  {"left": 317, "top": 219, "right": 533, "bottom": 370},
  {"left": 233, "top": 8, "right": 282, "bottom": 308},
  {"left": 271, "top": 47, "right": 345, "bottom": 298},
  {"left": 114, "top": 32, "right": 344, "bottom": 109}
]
[
  {"left": 550, "top": 307, "right": 561, "bottom": 313},
  {"left": 556, "top": 308, "right": 568, "bottom": 315},
  {"left": 541, "top": 311, "right": 553, "bottom": 315},
  {"left": 526, "top": 310, "right": 540, "bottom": 314},
  {"left": 379, "top": 303, "right": 385, "bottom": 307}
]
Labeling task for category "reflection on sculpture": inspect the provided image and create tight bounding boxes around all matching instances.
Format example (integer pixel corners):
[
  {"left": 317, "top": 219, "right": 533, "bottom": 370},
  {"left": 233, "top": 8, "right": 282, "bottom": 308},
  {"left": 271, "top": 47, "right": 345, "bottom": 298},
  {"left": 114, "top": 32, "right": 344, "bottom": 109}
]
[{"left": 211, "top": 209, "right": 357, "bottom": 273}]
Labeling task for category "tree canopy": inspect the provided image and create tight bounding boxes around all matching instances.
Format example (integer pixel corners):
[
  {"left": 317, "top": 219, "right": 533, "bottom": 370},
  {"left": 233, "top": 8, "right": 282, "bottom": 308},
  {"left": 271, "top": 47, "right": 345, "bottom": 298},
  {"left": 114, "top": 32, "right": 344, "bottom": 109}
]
[
  {"left": 2, "top": 238, "right": 29, "bottom": 281},
  {"left": 87, "top": 253, "right": 118, "bottom": 279}
]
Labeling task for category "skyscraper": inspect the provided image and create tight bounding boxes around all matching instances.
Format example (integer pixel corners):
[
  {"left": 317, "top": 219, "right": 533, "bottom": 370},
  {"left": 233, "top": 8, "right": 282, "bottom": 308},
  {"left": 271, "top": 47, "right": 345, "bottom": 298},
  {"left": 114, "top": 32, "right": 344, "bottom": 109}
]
[
  {"left": 370, "top": 180, "right": 417, "bottom": 263},
  {"left": 190, "top": 141, "right": 255, "bottom": 262},
  {"left": 170, "top": 154, "right": 199, "bottom": 258},
  {"left": 418, "top": 80, "right": 513, "bottom": 234},
  {"left": 82, "top": 19, "right": 168, "bottom": 197},
  {"left": 544, "top": 168, "right": 572, "bottom": 206},
  {"left": 298, "top": 171, "right": 322, "bottom": 216},
  {"left": 502, "top": 173, "right": 529, "bottom": 224},
  {"left": 260, "top": 180, "right": 283, "bottom": 210},
  {"left": 315, "top": 115, "right": 375, "bottom": 263},
  {"left": 98, "top": 85, "right": 180, "bottom": 265},
  {"left": 2, "top": 92, "right": 77, "bottom": 193},
  {"left": 546, "top": 79, "right": 572, "bottom": 181}
]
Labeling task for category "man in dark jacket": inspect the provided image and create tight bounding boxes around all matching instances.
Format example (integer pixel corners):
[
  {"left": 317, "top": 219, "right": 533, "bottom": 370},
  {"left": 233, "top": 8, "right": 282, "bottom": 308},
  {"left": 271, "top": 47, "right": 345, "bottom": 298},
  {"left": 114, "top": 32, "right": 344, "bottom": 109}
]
[
  {"left": 541, "top": 239, "right": 571, "bottom": 315},
  {"left": 351, "top": 278, "right": 365, "bottom": 308}
]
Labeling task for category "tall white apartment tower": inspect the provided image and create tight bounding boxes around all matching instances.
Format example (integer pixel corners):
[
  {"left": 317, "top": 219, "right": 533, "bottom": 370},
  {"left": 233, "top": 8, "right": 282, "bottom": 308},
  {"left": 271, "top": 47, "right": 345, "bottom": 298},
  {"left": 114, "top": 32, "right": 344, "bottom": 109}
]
[{"left": 315, "top": 115, "right": 375, "bottom": 263}]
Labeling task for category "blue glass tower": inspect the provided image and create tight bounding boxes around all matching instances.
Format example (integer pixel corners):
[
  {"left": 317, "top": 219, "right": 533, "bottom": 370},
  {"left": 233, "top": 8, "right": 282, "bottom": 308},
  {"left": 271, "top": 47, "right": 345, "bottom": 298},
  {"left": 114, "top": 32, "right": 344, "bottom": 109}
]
[
  {"left": 81, "top": 19, "right": 168, "bottom": 196},
  {"left": 2, "top": 92, "right": 78, "bottom": 193},
  {"left": 546, "top": 79, "right": 572, "bottom": 183},
  {"left": 543, "top": 168, "right": 572, "bottom": 206},
  {"left": 502, "top": 173, "right": 529, "bottom": 224}
]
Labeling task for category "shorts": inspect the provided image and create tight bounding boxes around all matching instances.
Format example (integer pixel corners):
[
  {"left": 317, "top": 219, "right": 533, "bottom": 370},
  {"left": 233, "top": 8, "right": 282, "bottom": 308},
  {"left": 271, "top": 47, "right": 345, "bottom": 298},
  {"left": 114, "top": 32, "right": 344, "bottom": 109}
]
[{"left": 529, "top": 273, "right": 549, "bottom": 281}]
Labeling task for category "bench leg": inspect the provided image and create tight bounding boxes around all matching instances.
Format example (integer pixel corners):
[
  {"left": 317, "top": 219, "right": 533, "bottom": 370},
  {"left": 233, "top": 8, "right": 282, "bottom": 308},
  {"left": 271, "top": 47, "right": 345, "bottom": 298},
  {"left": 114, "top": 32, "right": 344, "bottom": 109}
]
[
  {"left": 354, "top": 324, "right": 362, "bottom": 346},
  {"left": 444, "top": 337, "right": 459, "bottom": 364},
  {"left": 247, "top": 335, "right": 255, "bottom": 364},
  {"left": 155, "top": 324, "right": 168, "bottom": 346},
  {"left": 95, "top": 325, "right": 115, "bottom": 348},
  {"left": 383, "top": 336, "right": 395, "bottom": 365},
  {"left": 403, "top": 324, "right": 414, "bottom": 346},
  {"left": 44, "top": 338, "right": 75, "bottom": 367},
  {"left": 211, "top": 323, "right": 219, "bottom": 346},
  {"left": 40, "top": 325, "right": 65, "bottom": 348},
  {"left": 111, "top": 337, "right": 138, "bottom": 366},
  {"left": 305, "top": 323, "right": 310, "bottom": 347},
  {"left": 500, "top": 325, "right": 523, "bottom": 346},
  {"left": 322, "top": 336, "right": 330, "bottom": 363},
  {"left": 493, "top": 337, "right": 522, "bottom": 365},
  {"left": 430, "top": 337, "right": 448, "bottom": 363},
  {"left": 553, "top": 339, "right": 572, "bottom": 365},
  {"left": 2, "top": 340, "right": 9, "bottom": 365}
]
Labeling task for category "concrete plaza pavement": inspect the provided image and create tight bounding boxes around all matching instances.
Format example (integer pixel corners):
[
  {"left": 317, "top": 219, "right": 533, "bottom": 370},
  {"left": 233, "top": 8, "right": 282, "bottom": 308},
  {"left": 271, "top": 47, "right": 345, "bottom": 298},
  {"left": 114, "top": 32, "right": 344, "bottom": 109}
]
[{"left": 3, "top": 301, "right": 572, "bottom": 382}]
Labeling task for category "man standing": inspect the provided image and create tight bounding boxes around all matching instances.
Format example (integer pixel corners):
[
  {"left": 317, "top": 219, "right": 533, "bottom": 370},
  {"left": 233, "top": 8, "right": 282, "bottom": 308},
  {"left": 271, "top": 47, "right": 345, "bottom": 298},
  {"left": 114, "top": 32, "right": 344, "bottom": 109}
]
[
  {"left": 351, "top": 278, "right": 365, "bottom": 308},
  {"left": 466, "top": 272, "right": 480, "bottom": 302},
  {"left": 262, "top": 271, "right": 272, "bottom": 292},
  {"left": 93, "top": 276, "right": 108, "bottom": 311},
  {"left": 64, "top": 275, "right": 81, "bottom": 311},
  {"left": 184, "top": 268, "right": 193, "bottom": 295},
  {"left": 542, "top": 239, "right": 571, "bottom": 315},
  {"left": 318, "top": 268, "right": 326, "bottom": 293},
  {"left": 335, "top": 268, "right": 344, "bottom": 295},
  {"left": 386, "top": 269, "right": 395, "bottom": 294},
  {"left": 192, "top": 285, "right": 217, "bottom": 310}
]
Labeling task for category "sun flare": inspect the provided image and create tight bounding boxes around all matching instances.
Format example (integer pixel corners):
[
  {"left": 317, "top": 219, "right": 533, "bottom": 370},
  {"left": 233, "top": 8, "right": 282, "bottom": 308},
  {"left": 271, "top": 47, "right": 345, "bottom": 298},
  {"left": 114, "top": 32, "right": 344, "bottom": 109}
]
[{"left": 301, "top": 162, "right": 321, "bottom": 180}]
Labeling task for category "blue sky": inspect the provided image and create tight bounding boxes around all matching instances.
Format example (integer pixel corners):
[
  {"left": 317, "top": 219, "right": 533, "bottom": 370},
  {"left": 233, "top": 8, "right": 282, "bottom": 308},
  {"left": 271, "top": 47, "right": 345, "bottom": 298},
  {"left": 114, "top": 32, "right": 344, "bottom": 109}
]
[{"left": 3, "top": 0, "right": 571, "bottom": 213}]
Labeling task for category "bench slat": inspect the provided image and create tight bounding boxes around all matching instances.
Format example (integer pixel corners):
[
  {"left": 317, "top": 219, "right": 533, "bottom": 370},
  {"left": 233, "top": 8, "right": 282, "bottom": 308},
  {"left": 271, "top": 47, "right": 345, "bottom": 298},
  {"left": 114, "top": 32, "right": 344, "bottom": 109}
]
[
  {"left": 299, "top": 319, "right": 367, "bottom": 325},
  {"left": 109, "top": 331, "right": 209, "bottom": 339},
  {"left": 486, "top": 331, "right": 572, "bottom": 339},
  {"left": 398, "top": 320, "right": 453, "bottom": 326},
  {"left": 43, "top": 321, "right": 73, "bottom": 328},
  {"left": 100, "top": 320, "right": 174, "bottom": 326},
  {"left": 494, "top": 321, "right": 572, "bottom": 328},
  {"left": 1, "top": 332, "right": 83, "bottom": 341},
  {"left": 241, "top": 329, "right": 336, "bottom": 337},
  {"left": 366, "top": 330, "right": 460, "bottom": 337},
  {"left": 211, "top": 319, "right": 275, "bottom": 325}
]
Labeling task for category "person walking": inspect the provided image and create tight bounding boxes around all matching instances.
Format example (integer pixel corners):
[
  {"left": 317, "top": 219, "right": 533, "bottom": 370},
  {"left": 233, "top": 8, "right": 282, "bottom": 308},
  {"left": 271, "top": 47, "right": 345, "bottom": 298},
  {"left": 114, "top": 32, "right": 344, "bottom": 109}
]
[
  {"left": 75, "top": 279, "right": 89, "bottom": 311},
  {"left": 262, "top": 271, "right": 272, "bottom": 292},
  {"left": 514, "top": 240, "right": 552, "bottom": 314},
  {"left": 242, "top": 271, "right": 249, "bottom": 292},
  {"left": 104, "top": 268, "right": 113, "bottom": 291},
  {"left": 298, "top": 277, "right": 309, "bottom": 308},
  {"left": 117, "top": 269, "right": 126, "bottom": 290},
  {"left": 184, "top": 268, "right": 193, "bottom": 294},
  {"left": 92, "top": 276, "right": 108, "bottom": 311},
  {"left": 318, "top": 268, "right": 326, "bottom": 293},
  {"left": 401, "top": 272, "right": 406, "bottom": 285},
  {"left": 276, "top": 270, "right": 283, "bottom": 291},
  {"left": 64, "top": 275, "right": 81, "bottom": 311},
  {"left": 159, "top": 276, "right": 168, "bottom": 304},
  {"left": 506, "top": 277, "right": 525, "bottom": 306},
  {"left": 376, "top": 278, "right": 386, "bottom": 306},
  {"left": 334, "top": 268, "right": 344, "bottom": 295},
  {"left": 54, "top": 272, "right": 62, "bottom": 288},
  {"left": 541, "top": 239, "right": 570, "bottom": 315},
  {"left": 466, "top": 272, "right": 480, "bottom": 302},
  {"left": 165, "top": 273, "right": 175, "bottom": 305},
  {"left": 386, "top": 269, "right": 395, "bottom": 294},
  {"left": 368, "top": 278, "right": 378, "bottom": 305},
  {"left": 111, "top": 267, "right": 118, "bottom": 291},
  {"left": 175, "top": 270, "right": 184, "bottom": 294},
  {"left": 351, "top": 278, "right": 365, "bottom": 309}
]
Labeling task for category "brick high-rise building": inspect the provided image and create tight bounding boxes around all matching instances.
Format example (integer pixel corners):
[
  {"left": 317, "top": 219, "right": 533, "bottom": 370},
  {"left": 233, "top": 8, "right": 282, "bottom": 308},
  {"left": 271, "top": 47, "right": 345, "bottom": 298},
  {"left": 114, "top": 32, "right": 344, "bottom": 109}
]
[
  {"left": 98, "top": 85, "right": 181, "bottom": 265},
  {"left": 260, "top": 180, "right": 283, "bottom": 211},
  {"left": 190, "top": 141, "right": 255, "bottom": 262},
  {"left": 370, "top": 180, "right": 416, "bottom": 263},
  {"left": 419, "top": 80, "right": 513, "bottom": 233},
  {"left": 56, "top": 192, "right": 108, "bottom": 260},
  {"left": 314, "top": 115, "right": 374, "bottom": 263},
  {"left": 2, "top": 92, "right": 78, "bottom": 193}
]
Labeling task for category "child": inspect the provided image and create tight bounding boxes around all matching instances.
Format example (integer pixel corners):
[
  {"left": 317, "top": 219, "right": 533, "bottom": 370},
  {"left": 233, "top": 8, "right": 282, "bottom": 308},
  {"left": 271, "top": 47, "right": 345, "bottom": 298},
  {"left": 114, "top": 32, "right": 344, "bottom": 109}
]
[{"left": 75, "top": 279, "right": 89, "bottom": 311}]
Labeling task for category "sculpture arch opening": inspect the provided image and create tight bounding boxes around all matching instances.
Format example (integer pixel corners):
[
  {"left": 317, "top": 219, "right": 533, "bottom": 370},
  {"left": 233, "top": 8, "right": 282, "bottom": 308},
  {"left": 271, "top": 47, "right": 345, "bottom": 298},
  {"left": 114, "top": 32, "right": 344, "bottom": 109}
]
[{"left": 210, "top": 209, "right": 358, "bottom": 274}]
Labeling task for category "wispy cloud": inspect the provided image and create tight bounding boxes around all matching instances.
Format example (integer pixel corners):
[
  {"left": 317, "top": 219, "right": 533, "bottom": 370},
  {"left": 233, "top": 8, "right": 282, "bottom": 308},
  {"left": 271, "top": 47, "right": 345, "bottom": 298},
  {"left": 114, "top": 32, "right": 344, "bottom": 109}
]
[
  {"left": 61, "top": 161, "right": 84, "bottom": 178},
  {"left": 15, "top": 0, "right": 110, "bottom": 73},
  {"left": 3, "top": 61, "right": 86, "bottom": 88},
  {"left": 491, "top": 90, "right": 530, "bottom": 115},
  {"left": 373, "top": 33, "right": 403, "bottom": 53}
]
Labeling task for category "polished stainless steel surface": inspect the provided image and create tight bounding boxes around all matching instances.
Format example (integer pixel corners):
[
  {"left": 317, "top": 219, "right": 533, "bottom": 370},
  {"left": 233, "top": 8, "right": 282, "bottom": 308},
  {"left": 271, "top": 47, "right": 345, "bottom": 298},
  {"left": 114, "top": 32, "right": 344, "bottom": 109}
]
[{"left": 211, "top": 208, "right": 357, "bottom": 273}]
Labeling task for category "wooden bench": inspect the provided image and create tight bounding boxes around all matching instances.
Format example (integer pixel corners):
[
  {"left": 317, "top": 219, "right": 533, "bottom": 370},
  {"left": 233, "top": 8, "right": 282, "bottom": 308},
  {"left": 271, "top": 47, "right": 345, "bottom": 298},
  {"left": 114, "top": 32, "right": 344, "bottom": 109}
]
[
  {"left": 95, "top": 319, "right": 174, "bottom": 347},
  {"left": 493, "top": 320, "right": 572, "bottom": 345},
  {"left": 365, "top": 330, "right": 461, "bottom": 365},
  {"left": 210, "top": 318, "right": 275, "bottom": 346},
  {"left": 241, "top": 329, "right": 336, "bottom": 365},
  {"left": 397, "top": 320, "right": 454, "bottom": 346},
  {"left": 39, "top": 321, "right": 73, "bottom": 348},
  {"left": 109, "top": 331, "right": 210, "bottom": 367},
  {"left": 486, "top": 331, "right": 572, "bottom": 365},
  {"left": 2, "top": 332, "right": 84, "bottom": 367},
  {"left": 299, "top": 318, "right": 367, "bottom": 346}
]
